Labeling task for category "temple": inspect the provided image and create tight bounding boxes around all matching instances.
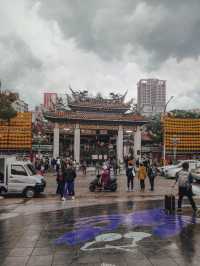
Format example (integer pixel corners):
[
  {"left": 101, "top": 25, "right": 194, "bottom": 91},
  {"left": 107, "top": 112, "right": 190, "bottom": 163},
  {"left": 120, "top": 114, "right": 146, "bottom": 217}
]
[{"left": 44, "top": 90, "right": 147, "bottom": 165}]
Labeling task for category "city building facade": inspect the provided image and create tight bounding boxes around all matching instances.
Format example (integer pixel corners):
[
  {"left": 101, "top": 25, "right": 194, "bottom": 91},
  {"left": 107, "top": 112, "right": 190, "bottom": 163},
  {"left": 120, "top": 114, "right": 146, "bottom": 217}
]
[{"left": 137, "top": 79, "right": 166, "bottom": 117}]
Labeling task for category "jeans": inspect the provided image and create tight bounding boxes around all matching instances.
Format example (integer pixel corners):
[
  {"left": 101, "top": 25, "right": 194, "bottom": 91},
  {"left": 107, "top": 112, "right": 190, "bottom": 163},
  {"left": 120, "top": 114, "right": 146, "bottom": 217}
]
[
  {"left": 149, "top": 177, "right": 155, "bottom": 191},
  {"left": 127, "top": 176, "right": 134, "bottom": 190},
  {"left": 57, "top": 181, "right": 65, "bottom": 197},
  {"left": 178, "top": 187, "right": 197, "bottom": 211},
  {"left": 65, "top": 181, "right": 75, "bottom": 196},
  {"left": 140, "top": 180, "right": 145, "bottom": 190}
]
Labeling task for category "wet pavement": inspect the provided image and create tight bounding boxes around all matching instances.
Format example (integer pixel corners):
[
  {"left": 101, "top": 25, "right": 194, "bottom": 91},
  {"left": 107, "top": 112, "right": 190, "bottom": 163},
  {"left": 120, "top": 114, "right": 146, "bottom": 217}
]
[
  {"left": 1, "top": 173, "right": 200, "bottom": 265},
  {"left": 1, "top": 200, "right": 200, "bottom": 266}
]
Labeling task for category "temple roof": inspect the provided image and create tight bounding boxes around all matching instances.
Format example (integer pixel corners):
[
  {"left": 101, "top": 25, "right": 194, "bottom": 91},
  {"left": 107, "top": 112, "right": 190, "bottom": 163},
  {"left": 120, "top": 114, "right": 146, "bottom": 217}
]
[
  {"left": 66, "top": 89, "right": 133, "bottom": 113},
  {"left": 44, "top": 111, "right": 147, "bottom": 126}
]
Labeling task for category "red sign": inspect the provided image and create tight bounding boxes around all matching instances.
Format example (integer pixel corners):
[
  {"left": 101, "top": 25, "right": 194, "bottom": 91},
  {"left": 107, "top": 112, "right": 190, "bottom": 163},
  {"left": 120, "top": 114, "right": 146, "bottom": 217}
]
[{"left": 44, "top": 93, "right": 57, "bottom": 110}]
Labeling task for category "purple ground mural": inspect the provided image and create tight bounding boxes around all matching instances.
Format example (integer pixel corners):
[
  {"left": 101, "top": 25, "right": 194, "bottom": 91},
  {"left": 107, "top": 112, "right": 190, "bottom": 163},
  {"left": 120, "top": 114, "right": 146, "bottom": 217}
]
[{"left": 55, "top": 208, "right": 199, "bottom": 247}]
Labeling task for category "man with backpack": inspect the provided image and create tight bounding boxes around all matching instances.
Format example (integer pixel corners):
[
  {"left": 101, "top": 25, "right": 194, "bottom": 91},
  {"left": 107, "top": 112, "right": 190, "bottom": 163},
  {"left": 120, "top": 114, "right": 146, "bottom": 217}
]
[{"left": 175, "top": 162, "right": 198, "bottom": 213}]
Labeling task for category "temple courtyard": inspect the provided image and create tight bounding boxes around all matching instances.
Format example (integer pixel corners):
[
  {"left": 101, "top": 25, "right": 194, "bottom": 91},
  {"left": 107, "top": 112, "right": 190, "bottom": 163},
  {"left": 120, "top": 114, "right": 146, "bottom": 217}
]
[{"left": 1, "top": 172, "right": 200, "bottom": 266}]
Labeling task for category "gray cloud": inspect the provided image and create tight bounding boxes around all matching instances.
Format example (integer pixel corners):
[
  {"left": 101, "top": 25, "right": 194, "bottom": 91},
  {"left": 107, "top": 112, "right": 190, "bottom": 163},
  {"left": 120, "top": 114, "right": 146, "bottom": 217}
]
[
  {"left": 0, "top": 35, "right": 43, "bottom": 104},
  {"left": 39, "top": 0, "right": 200, "bottom": 66},
  {"left": 0, "top": 35, "right": 42, "bottom": 81},
  {"left": 0, "top": 0, "right": 200, "bottom": 110}
]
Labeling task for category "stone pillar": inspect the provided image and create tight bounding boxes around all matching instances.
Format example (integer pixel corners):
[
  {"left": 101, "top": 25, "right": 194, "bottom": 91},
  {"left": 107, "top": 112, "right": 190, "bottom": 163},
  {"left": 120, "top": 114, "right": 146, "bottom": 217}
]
[
  {"left": 117, "top": 125, "right": 123, "bottom": 163},
  {"left": 134, "top": 126, "right": 142, "bottom": 159},
  {"left": 53, "top": 123, "right": 60, "bottom": 159},
  {"left": 74, "top": 124, "right": 80, "bottom": 164}
]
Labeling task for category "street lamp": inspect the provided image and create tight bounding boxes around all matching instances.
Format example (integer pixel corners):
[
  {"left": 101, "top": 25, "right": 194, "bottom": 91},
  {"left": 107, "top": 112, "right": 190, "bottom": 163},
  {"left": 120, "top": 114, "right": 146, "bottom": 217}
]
[{"left": 163, "top": 96, "right": 174, "bottom": 168}]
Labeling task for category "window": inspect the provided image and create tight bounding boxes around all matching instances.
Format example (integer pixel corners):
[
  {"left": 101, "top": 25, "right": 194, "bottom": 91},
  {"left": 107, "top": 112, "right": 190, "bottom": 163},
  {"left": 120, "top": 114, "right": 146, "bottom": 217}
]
[
  {"left": 26, "top": 164, "right": 37, "bottom": 176},
  {"left": 11, "top": 165, "right": 28, "bottom": 176}
]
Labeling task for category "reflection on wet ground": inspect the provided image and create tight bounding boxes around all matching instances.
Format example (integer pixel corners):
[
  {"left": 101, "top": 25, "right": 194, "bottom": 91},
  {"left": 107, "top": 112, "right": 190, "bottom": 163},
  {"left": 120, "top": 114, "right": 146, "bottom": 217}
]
[{"left": 1, "top": 200, "right": 200, "bottom": 265}]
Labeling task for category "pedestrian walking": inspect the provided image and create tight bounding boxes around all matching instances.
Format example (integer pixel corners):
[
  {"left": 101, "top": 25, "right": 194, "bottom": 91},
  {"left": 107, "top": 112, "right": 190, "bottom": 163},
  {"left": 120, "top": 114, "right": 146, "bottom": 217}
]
[
  {"left": 63, "top": 162, "right": 76, "bottom": 200},
  {"left": 174, "top": 162, "right": 198, "bottom": 214},
  {"left": 126, "top": 162, "right": 136, "bottom": 192},
  {"left": 56, "top": 162, "right": 65, "bottom": 200},
  {"left": 148, "top": 164, "right": 157, "bottom": 191},
  {"left": 80, "top": 161, "right": 87, "bottom": 176},
  {"left": 138, "top": 163, "right": 147, "bottom": 192}
]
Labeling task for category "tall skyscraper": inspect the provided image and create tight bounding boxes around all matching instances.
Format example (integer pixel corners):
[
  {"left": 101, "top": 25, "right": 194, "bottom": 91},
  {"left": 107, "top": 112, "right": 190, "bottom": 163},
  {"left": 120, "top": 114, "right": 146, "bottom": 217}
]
[{"left": 137, "top": 79, "right": 166, "bottom": 117}]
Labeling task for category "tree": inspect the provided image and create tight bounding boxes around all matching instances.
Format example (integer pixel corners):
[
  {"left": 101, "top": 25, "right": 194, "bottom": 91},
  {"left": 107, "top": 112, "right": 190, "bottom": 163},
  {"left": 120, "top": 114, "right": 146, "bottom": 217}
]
[
  {"left": 0, "top": 90, "right": 17, "bottom": 120},
  {"left": 146, "top": 114, "right": 162, "bottom": 143},
  {"left": 0, "top": 89, "right": 17, "bottom": 151},
  {"left": 170, "top": 109, "right": 200, "bottom": 119}
]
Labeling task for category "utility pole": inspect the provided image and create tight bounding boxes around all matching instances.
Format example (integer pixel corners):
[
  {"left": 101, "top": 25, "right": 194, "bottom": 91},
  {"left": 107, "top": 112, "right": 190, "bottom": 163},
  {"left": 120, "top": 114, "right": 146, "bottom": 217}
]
[{"left": 163, "top": 96, "right": 174, "bottom": 168}]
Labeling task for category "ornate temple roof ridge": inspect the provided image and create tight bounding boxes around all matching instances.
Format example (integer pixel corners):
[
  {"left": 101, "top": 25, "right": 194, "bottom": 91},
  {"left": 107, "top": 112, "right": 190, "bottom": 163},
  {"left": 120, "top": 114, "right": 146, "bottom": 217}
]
[{"left": 66, "top": 88, "right": 133, "bottom": 113}]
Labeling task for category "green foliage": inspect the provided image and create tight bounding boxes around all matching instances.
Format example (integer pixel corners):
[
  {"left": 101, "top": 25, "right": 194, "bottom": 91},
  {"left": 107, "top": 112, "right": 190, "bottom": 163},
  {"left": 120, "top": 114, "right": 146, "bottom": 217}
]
[
  {"left": 170, "top": 109, "right": 200, "bottom": 118},
  {"left": 0, "top": 90, "right": 17, "bottom": 121},
  {"left": 146, "top": 114, "right": 162, "bottom": 143},
  {"left": 96, "top": 92, "right": 103, "bottom": 99}
]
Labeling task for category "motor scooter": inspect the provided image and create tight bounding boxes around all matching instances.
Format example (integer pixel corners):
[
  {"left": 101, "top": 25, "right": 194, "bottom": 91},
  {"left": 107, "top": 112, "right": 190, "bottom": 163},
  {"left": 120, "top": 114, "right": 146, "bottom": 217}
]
[{"left": 89, "top": 174, "right": 117, "bottom": 192}]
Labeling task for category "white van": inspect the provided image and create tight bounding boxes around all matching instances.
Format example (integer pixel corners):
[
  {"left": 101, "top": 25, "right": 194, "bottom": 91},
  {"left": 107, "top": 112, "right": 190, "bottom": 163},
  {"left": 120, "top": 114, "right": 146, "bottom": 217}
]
[{"left": 0, "top": 157, "right": 46, "bottom": 198}]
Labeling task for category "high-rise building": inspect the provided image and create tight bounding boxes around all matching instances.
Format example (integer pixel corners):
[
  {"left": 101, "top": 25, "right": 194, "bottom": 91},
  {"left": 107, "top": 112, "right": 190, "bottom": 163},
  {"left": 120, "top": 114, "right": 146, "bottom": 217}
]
[
  {"left": 137, "top": 79, "right": 166, "bottom": 117},
  {"left": 44, "top": 93, "right": 57, "bottom": 110}
]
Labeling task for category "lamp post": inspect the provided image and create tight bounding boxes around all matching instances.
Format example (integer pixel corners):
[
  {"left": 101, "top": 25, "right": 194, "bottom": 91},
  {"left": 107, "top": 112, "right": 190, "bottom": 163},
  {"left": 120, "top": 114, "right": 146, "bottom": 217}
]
[{"left": 163, "top": 96, "right": 174, "bottom": 168}]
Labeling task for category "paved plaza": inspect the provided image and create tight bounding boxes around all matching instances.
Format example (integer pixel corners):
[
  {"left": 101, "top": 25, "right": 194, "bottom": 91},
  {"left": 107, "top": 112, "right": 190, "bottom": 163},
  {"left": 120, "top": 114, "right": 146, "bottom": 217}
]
[{"left": 1, "top": 172, "right": 200, "bottom": 265}]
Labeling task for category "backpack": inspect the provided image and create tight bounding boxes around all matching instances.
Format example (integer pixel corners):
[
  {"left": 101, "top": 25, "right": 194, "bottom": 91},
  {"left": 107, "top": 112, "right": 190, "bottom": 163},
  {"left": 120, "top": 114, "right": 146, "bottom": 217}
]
[{"left": 178, "top": 170, "right": 191, "bottom": 190}]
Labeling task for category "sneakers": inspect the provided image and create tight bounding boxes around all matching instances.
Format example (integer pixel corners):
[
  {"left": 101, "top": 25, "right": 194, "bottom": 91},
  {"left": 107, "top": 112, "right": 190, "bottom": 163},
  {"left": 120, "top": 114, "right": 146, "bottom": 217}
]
[
  {"left": 61, "top": 197, "right": 66, "bottom": 201},
  {"left": 71, "top": 196, "right": 75, "bottom": 200},
  {"left": 126, "top": 188, "right": 134, "bottom": 192}
]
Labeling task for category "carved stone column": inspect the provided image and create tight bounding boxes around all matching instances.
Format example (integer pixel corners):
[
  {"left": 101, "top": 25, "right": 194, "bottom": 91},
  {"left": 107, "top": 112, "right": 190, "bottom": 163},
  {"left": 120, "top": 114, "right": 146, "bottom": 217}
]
[
  {"left": 117, "top": 125, "right": 123, "bottom": 163},
  {"left": 74, "top": 124, "right": 80, "bottom": 163},
  {"left": 53, "top": 123, "right": 60, "bottom": 158},
  {"left": 134, "top": 126, "right": 142, "bottom": 159}
]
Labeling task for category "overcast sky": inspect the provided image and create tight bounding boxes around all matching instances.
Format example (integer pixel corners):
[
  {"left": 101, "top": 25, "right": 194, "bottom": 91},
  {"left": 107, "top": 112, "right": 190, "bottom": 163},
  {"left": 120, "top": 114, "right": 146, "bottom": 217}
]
[{"left": 1, "top": 0, "right": 200, "bottom": 110}]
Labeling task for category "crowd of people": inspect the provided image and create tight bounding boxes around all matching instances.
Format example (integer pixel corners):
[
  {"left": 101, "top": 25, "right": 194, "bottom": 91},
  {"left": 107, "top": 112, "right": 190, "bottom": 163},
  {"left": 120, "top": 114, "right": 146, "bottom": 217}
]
[
  {"left": 56, "top": 158, "right": 76, "bottom": 201},
  {"left": 125, "top": 156, "right": 158, "bottom": 192},
  {"left": 33, "top": 154, "right": 159, "bottom": 199},
  {"left": 31, "top": 153, "right": 199, "bottom": 214}
]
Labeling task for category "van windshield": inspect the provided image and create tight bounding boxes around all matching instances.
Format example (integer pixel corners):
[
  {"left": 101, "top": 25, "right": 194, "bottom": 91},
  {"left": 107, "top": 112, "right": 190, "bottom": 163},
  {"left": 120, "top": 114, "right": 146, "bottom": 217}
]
[{"left": 26, "top": 164, "right": 37, "bottom": 176}]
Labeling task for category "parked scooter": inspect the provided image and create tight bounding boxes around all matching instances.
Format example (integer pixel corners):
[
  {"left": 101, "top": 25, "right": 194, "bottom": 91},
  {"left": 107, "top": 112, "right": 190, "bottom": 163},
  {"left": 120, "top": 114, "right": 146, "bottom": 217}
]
[{"left": 89, "top": 174, "right": 117, "bottom": 192}]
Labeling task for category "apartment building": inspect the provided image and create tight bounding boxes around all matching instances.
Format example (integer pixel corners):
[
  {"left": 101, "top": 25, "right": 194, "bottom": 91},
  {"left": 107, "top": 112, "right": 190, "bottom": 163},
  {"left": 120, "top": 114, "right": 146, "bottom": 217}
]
[{"left": 137, "top": 79, "right": 166, "bottom": 117}]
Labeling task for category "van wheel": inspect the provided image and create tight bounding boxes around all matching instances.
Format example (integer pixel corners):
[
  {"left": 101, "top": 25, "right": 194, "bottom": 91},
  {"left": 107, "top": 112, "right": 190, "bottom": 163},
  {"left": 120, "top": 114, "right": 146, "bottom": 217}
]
[
  {"left": 24, "top": 188, "right": 35, "bottom": 198},
  {"left": 0, "top": 187, "right": 7, "bottom": 196}
]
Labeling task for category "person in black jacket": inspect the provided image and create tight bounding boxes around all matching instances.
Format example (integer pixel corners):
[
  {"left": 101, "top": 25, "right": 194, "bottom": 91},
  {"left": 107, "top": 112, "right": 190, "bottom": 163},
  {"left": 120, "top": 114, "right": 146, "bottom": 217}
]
[
  {"left": 126, "top": 161, "right": 136, "bottom": 192},
  {"left": 63, "top": 162, "right": 76, "bottom": 200},
  {"left": 56, "top": 162, "right": 65, "bottom": 200},
  {"left": 148, "top": 164, "right": 157, "bottom": 191}
]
